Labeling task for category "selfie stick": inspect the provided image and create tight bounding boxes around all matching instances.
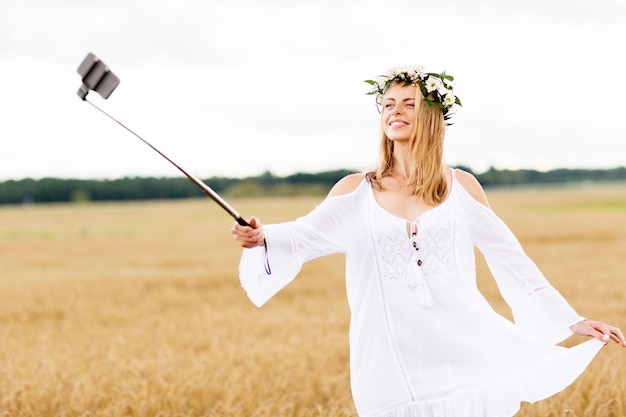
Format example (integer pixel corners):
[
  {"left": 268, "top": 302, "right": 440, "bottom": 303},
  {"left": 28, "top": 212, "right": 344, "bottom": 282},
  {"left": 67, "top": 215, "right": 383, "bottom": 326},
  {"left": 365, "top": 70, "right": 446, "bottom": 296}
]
[{"left": 76, "top": 53, "right": 251, "bottom": 227}]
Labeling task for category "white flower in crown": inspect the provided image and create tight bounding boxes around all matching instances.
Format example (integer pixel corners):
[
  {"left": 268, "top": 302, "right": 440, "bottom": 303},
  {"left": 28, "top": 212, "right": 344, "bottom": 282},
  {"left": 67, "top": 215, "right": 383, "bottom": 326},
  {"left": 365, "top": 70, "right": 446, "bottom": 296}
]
[
  {"left": 424, "top": 76, "right": 443, "bottom": 93},
  {"left": 410, "top": 66, "right": 426, "bottom": 79},
  {"left": 375, "top": 75, "right": 387, "bottom": 86},
  {"left": 385, "top": 65, "right": 425, "bottom": 81},
  {"left": 443, "top": 93, "right": 456, "bottom": 107}
]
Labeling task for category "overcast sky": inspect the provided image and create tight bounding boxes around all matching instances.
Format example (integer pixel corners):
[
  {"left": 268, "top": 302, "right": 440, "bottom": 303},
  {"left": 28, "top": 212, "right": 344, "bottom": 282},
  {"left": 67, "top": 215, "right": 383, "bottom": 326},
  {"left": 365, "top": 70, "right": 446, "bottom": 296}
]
[{"left": 1, "top": 0, "right": 625, "bottom": 180}]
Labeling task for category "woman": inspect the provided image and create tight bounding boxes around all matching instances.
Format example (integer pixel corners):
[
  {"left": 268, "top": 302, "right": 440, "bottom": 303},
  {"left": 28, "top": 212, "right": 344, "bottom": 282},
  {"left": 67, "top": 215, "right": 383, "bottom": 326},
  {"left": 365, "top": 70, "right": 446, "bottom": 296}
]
[{"left": 231, "top": 65, "right": 625, "bottom": 417}]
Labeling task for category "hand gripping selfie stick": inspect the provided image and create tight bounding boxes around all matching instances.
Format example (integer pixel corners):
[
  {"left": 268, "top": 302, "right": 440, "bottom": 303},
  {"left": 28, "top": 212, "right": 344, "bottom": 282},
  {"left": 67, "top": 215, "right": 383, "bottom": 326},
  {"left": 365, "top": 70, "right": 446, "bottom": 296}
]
[{"left": 76, "top": 53, "right": 251, "bottom": 227}]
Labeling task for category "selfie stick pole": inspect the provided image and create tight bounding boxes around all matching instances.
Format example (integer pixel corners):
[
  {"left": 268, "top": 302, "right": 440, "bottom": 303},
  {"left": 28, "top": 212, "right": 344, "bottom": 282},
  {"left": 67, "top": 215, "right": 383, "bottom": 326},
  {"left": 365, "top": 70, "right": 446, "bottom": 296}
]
[{"left": 76, "top": 53, "right": 250, "bottom": 227}]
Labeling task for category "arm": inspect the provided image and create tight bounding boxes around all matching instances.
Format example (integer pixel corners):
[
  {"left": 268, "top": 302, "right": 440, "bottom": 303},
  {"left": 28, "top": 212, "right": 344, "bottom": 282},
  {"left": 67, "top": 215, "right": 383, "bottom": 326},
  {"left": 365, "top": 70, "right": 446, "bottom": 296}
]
[
  {"left": 231, "top": 174, "right": 366, "bottom": 307},
  {"left": 231, "top": 173, "right": 365, "bottom": 248},
  {"left": 456, "top": 169, "right": 625, "bottom": 346}
]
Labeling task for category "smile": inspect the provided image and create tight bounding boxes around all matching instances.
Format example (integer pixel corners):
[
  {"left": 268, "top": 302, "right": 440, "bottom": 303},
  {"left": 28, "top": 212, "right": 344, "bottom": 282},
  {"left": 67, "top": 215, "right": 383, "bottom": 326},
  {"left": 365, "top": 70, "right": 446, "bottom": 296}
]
[{"left": 389, "top": 120, "right": 408, "bottom": 127}]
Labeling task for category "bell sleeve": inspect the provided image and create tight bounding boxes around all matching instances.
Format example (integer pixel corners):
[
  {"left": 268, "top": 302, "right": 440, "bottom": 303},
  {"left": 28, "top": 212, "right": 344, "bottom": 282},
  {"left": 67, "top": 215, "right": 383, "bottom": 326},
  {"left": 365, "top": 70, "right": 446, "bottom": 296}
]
[
  {"left": 462, "top": 188, "right": 585, "bottom": 345},
  {"left": 238, "top": 189, "right": 357, "bottom": 307}
]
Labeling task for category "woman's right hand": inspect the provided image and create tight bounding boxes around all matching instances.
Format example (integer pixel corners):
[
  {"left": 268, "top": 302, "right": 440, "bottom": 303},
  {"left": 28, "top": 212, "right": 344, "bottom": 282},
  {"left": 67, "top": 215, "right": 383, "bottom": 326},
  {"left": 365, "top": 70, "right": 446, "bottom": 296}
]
[{"left": 231, "top": 216, "right": 265, "bottom": 248}]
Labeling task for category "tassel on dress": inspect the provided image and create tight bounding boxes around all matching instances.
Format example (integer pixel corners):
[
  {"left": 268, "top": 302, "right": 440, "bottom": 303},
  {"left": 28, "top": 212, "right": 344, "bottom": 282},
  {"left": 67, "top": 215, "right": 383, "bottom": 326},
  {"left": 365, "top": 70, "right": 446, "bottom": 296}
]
[{"left": 406, "top": 257, "right": 433, "bottom": 308}]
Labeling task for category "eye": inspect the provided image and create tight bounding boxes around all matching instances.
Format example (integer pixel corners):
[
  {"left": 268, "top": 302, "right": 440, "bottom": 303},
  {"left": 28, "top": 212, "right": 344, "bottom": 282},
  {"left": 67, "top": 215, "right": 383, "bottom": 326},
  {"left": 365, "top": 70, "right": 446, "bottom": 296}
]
[
  {"left": 384, "top": 102, "right": 394, "bottom": 109},
  {"left": 406, "top": 102, "right": 415, "bottom": 108}
]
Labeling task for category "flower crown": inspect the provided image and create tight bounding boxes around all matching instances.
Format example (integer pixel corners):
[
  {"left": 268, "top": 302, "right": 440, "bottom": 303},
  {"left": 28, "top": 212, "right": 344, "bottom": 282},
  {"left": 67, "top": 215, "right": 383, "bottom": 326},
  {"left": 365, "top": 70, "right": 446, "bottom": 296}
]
[{"left": 365, "top": 65, "right": 462, "bottom": 125}]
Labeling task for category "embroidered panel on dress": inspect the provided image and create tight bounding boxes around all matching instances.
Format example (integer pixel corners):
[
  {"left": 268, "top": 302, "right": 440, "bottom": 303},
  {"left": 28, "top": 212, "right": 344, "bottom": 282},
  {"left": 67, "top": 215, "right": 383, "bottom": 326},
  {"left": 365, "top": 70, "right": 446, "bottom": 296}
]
[
  {"left": 370, "top": 201, "right": 413, "bottom": 283},
  {"left": 370, "top": 195, "right": 456, "bottom": 283},
  {"left": 414, "top": 200, "right": 456, "bottom": 278}
]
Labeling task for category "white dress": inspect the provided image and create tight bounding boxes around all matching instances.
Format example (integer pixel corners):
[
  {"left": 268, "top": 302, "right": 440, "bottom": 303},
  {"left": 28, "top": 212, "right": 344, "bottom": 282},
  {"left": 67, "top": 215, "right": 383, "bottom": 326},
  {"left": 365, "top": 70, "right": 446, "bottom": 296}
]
[{"left": 238, "top": 170, "right": 605, "bottom": 417}]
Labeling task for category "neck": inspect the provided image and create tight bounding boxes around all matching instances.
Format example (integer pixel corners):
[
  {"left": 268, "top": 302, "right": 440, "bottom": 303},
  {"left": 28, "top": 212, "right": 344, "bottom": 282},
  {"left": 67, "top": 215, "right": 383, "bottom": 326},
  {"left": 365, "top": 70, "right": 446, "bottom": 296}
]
[{"left": 391, "top": 141, "right": 412, "bottom": 179}]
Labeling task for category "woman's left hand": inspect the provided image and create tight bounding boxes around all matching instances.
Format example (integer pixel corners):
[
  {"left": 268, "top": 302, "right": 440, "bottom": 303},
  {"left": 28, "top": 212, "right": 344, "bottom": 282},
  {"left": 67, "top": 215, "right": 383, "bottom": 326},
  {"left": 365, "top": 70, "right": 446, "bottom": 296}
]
[{"left": 570, "top": 319, "right": 626, "bottom": 347}]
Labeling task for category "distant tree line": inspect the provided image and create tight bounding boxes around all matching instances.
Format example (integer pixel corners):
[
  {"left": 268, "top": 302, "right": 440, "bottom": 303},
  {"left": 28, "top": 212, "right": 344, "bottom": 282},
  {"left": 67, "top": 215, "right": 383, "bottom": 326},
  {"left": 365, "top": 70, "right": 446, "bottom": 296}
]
[
  {"left": 474, "top": 166, "right": 626, "bottom": 187},
  {"left": 0, "top": 170, "right": 354, "bottom": 205},
  {"left": 0, "top": 166, "right": 625, "bottom": 205}
]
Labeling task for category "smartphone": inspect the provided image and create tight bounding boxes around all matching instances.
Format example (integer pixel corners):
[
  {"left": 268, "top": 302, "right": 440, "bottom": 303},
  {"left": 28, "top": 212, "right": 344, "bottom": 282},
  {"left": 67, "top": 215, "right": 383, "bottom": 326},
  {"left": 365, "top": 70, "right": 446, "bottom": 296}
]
[{"left": 76, "top": 53, "right": 120, "bottom": 100}]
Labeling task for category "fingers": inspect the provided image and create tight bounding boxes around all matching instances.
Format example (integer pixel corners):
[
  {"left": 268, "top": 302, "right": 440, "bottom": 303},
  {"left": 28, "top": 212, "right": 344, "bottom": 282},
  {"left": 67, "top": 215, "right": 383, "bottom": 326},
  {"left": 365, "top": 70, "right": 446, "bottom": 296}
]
[
  {"left": 609, "top": 326, "right": 626, "bottom": 347},
  {"left": 572, "top": 320, "right": 626, "bottom": 347},
  {"left": 572, "top": 320, "right": 606, "bottom": 341},
  {"left": 589, "top": 321, "right": 612, "bottom": 343},
  {"left": 596, "top": 323, "right": 626, "bottom": 347},
  {"left": 230, "top": 216, "right": 265, "bottom": 248},
  {"left": 247, "top": 216, "right": 258, "bottom": 228}
]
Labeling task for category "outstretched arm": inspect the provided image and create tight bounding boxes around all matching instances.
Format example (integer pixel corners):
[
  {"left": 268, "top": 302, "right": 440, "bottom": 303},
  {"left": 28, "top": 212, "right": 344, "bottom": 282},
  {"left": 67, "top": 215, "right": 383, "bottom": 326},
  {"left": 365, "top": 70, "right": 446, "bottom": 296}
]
[
  {"left": 456, "top": 170, "right": 626, "bottom": 347},
  {"left": 230, "top": 173, "right": 366, "bottom": 249}
]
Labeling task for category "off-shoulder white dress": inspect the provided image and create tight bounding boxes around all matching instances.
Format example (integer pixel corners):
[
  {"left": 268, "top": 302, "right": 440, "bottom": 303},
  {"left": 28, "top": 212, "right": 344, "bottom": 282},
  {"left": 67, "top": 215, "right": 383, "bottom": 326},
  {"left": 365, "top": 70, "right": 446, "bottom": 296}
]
[{"left": 238, "top": 169, "right": 605, "bottom": 417}]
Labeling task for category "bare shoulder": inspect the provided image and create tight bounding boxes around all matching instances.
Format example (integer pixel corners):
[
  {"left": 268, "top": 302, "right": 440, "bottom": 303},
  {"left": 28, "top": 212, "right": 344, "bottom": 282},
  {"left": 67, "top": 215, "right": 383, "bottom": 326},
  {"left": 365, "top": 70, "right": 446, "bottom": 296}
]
[
  {"left": 454, "top": 168, "right": 490, "bottom": 208},
  {"left": 327, "top": 173, "right": 367, "bottom": 197}
]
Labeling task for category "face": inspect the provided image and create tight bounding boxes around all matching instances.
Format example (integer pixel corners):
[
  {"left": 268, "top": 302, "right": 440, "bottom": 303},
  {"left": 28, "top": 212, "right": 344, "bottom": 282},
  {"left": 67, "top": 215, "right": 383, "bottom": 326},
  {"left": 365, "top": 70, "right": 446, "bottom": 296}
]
[{"left": 381, "top": 83, "right": 417, "bottom": 143}]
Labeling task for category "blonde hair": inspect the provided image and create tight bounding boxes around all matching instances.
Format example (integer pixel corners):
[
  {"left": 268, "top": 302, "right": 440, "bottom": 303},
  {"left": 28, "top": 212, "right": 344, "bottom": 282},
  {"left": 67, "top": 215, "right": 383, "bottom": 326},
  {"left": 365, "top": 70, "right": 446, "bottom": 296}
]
[{"left": 367, "top": 85, "right": 447, "bottom": 206}]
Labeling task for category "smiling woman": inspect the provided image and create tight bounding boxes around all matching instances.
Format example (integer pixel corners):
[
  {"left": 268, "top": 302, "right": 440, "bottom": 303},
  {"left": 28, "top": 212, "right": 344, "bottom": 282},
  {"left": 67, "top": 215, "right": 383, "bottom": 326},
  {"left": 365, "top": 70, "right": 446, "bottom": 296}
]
[
  {"left": 231, "top": 65, "right": 625, "bottom": 417},
  {"left": 365, "top": 67, "right": 458, "bottom": 215}
]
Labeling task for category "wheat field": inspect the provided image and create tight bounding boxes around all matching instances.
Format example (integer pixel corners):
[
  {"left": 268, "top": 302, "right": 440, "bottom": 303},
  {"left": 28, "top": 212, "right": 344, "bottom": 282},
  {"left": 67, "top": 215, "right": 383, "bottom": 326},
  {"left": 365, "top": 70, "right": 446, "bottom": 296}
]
[{"left": 0, "top": 182, "right": 625, "bottom": 417}]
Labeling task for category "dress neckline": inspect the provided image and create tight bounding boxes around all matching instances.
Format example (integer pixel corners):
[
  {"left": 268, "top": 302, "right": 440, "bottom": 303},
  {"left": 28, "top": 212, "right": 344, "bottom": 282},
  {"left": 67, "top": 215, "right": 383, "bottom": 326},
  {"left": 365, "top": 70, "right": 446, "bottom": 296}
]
[{"left": 369, "top": 169, "right": 456, "bottom": 223}]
